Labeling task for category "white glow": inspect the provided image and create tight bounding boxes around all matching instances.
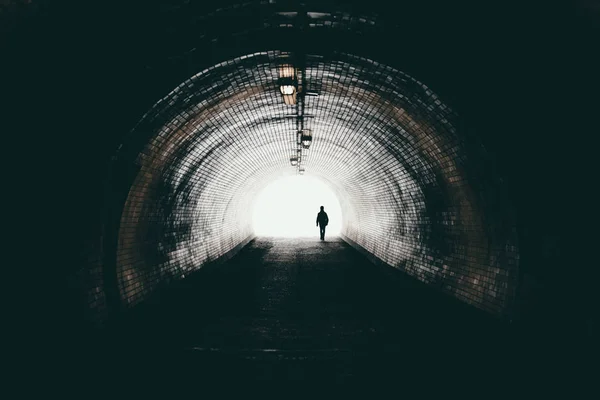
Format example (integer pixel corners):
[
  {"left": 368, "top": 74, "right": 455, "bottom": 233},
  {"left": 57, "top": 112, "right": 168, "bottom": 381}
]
[
  {"left": 300, "top": 129, "right": 312, "bottom": 148},
  {"left": 252, "top": 175, "right": 342, "bottom": 237},
  {"left": 280, "top": 85, "right": 295, "bottom": 95}
]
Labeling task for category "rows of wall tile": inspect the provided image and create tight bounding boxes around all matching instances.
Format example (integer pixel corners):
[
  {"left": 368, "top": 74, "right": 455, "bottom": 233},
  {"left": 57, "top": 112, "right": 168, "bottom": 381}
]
[
  {"left": 107, "top": 50, "right": 518, "bottom": 318},
  {"left": 306, "top": 53, "right": 519, "bottom": 316}
]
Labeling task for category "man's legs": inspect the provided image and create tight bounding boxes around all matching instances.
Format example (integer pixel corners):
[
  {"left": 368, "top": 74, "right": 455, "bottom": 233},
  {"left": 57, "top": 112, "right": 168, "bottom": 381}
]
[{"left": 320, "top": 226, "right": 325, "bottom": 240}]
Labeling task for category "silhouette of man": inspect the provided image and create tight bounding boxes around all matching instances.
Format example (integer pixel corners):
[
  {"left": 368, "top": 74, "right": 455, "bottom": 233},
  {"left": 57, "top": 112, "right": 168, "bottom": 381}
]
[{"left": 316, "top": 205, "right": 329, "bottom": 241}]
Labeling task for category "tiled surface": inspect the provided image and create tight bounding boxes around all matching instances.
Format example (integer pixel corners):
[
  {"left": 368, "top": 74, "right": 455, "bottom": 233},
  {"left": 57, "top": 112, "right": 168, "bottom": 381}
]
[
  {"left": 80, "top": 6, "right": 519, "bottom": 324},
  {"left": 109, "top": 51, "right": 518, "bottom": 321}
]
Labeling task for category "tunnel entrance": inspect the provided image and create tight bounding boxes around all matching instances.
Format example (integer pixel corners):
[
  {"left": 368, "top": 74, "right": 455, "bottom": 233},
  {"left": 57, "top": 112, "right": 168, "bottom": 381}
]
[
  {"left": 109, "top": 50, "right": 519, "bottom": 318},
  {"left": 252, "top": 175, "right": 343, "bottom": 237}
]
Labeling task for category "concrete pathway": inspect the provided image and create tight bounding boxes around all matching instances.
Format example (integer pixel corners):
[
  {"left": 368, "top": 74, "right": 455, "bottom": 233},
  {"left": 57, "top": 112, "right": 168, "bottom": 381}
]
[{"left": 116, "top": 236, "right": 512, "bottom": 385}]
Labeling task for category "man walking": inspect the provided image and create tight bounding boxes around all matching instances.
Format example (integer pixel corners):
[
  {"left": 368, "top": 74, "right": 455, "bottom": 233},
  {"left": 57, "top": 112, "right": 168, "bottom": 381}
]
[{"left": 316, "top": 205, "right": 329, "bottom": 241}]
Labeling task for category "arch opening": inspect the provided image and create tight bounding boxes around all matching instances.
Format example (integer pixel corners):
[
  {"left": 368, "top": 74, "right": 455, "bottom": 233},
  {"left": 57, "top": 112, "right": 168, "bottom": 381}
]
[
  {"left": 100, "top": 49, "right": 518, "bottom": 321},
  {"left": 252, "top": 175, "right": 343, "bottom": 237}
]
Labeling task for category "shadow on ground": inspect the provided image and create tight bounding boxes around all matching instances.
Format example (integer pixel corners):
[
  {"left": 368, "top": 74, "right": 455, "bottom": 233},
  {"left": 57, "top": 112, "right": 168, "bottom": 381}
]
[{"left": 65, "top": 237, "right": 588, "bottom": 393}]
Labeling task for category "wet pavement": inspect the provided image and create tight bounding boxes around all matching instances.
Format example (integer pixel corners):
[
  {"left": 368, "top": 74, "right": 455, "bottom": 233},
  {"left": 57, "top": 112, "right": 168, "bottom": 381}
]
[{"left": 111, "top": 236, "right": 515, "bottom": 387}]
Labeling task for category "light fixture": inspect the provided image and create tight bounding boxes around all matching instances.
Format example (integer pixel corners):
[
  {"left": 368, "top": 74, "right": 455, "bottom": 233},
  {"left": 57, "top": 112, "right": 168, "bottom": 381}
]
[
  {"left": 290, "top": 156, "right": 298, "bottom": 166},
  {"left": 280, "top": 85, "right": 295, "bottom": 95},
  {"left": 300, "top": 129, "right": 312, "bottom": 149},
  {"left": 278, "top": 64, "right": 297, "bottom": 105},
  {"left": 299, "top": 167, "right": 305, "bottom": 175}
]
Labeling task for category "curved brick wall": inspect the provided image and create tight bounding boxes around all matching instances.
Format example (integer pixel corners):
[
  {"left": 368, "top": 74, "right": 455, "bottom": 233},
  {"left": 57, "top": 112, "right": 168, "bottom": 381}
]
[{"left": 113, "top": 50, "right": 518, "bottom": 316}]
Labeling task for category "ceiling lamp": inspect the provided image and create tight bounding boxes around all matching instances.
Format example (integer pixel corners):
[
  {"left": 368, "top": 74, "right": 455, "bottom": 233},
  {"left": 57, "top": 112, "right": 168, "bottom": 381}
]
[
  {"left": 278, "top": 64, "right": 297, "bottom": 105},
  {"left": 299, "top": 167, "right": 305, "bottom": 175},
  {"left": 300, "top": 129, "right": 312, "bottom": 149},
  {"left": 290, "top": 156, "right": 298, "bottom": 166}
]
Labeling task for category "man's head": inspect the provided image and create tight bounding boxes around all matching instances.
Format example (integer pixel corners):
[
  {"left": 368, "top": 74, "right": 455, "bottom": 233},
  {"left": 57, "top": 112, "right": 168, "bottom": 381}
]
[{"left": 320, "top": 206, "right": 324, "bottom": 211}]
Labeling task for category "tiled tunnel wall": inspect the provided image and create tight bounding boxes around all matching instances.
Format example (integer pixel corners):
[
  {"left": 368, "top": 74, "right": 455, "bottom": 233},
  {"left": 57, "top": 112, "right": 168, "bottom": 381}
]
[
  {"left": 5, "top": 0, "right": 595, "bottom": 352},
  {"left": 72, "top": 4, "right": 523, "bottom": 326},
  {"left": 94, "top": 49, "right": 519, "bottom": 321}
]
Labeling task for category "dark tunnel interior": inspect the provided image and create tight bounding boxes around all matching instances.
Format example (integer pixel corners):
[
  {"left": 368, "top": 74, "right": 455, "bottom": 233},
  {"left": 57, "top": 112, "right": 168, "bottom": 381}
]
[{"left": 4, "top": 0, "right": 598, "bottom": 393}]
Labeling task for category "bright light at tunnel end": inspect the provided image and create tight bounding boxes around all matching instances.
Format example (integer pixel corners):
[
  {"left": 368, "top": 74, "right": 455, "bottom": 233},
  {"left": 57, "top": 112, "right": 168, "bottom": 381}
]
[{"left": 252, "top": 175, "right": 343, "bottom": 237}]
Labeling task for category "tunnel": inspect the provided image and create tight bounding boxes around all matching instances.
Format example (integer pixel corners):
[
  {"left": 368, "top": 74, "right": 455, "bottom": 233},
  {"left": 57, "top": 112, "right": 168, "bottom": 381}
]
[
  {"left": 112, "top": 50, "right": 518, "bottom": 318},
  {"left": 4, "top": 0, "right": 597, "bottom": 393}
]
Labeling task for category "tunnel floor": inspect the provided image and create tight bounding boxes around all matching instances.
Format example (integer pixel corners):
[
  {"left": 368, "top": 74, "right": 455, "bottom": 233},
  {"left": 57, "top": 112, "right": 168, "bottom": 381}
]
[{"left": 109, "top": 237, "right": 516, "bottom": 388}]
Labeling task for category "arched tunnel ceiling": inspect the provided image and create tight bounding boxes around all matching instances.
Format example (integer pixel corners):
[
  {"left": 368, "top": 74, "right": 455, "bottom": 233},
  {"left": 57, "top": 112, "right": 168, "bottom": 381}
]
[
  {"left": 26, "top": 0, "right": 548, "bottom": 325},
  {"left": 114, "top": 46, "right": 518, "bottom": 317}
]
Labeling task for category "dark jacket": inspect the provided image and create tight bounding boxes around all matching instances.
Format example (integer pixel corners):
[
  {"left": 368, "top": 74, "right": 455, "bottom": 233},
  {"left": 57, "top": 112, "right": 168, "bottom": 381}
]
[{"left": 316, "top": 211, "right": 329, "bottom": 227}]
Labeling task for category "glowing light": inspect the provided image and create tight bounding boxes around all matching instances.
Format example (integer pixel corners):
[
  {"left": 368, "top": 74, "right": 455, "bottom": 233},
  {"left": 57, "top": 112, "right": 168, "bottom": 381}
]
[
  {"left": 301, "top": 129, "right": 312, "bottom": 148},
  {"left": 279, "top": 64, "right": 297, "bottom": 105},
  {"left": 280, "top": 85, "right": 295, "bottom": 95},
  {"left": 252, "top": 175, "right": 342, "bottom": 237},
  {"left": 280, "top": 85, "right": 296, "bottom": 105}
]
